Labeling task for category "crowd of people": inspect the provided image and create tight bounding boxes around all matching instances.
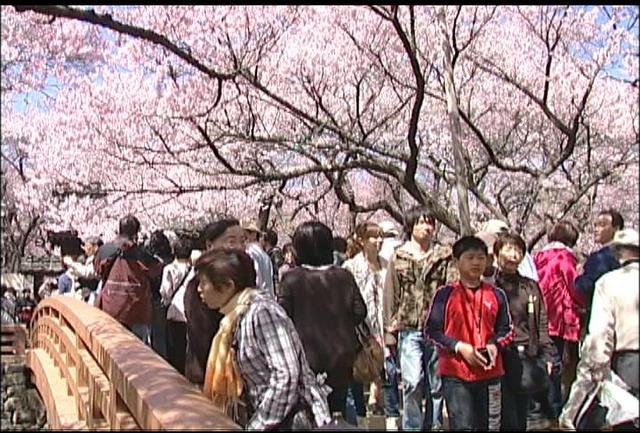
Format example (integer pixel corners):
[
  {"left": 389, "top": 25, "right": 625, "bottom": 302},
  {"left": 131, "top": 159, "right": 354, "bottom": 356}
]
[
  {"left": 0, "top": 285, "right": 36, "bottom": 325},
  {"left": 7, "top": 207, "right": 638, "bottom": 431}
]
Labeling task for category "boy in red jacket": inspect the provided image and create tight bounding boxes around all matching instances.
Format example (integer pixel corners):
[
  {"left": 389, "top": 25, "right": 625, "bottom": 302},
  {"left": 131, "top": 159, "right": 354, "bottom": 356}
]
[{"left": 425, "top": 236, "right": 514, "bottom": 430}]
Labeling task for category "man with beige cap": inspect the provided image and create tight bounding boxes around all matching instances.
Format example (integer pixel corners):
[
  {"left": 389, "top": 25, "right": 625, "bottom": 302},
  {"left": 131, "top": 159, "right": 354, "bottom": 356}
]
[
  {"left": 241, "top": 219, "right": 275, "bottom": 298},
  {"left": 559, "top": 228, "right": 640, "bottom": 429}
]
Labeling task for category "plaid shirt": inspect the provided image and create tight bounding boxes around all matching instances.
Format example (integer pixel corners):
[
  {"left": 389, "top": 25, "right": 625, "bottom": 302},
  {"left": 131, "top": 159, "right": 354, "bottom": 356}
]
[{"left": 233, "top": 293, "right": 331, "bottom": 430}]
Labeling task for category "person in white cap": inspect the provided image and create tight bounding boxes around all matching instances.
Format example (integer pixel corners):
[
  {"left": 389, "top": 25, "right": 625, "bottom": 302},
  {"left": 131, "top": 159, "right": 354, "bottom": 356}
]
[
  {"left": 481, "top": 219, "right": 539, "bottom": 282},
  {"left": 379, "top": 220, "right": 403, "bottom": 262},
  {"left": 559, "top": 228, "right": 640, "bottom": 430}
]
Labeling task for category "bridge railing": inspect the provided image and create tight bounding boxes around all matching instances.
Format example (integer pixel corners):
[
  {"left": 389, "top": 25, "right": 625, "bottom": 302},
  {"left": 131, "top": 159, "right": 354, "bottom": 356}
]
[{"left": 27, "top": 296, "right": 240, "bottom": 430}]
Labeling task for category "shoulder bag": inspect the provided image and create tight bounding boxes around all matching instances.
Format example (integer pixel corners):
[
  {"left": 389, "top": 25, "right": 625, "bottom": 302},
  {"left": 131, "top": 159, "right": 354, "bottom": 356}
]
[{"left": 352, "top": 320, "right": 385, "bottom": 384}]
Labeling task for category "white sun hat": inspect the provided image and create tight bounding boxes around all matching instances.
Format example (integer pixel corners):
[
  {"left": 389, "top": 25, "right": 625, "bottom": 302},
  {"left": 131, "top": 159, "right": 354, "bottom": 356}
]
[{"left": 608, "top": 229, "right": 639, "bottom": 248}]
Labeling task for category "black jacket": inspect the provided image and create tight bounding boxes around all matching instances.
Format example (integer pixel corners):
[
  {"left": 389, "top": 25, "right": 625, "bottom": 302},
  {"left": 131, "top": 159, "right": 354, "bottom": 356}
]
[{"left": 279, "top": 266, "right": 367, "bottom": 387}]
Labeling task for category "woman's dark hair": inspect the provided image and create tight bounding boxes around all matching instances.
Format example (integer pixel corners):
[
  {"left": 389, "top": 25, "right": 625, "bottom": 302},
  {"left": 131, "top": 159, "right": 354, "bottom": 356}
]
[
  {"left": 173, "top": 238, "right": 192, "bottom": 260},
  {"left": 452, "top": 236, "right": 488, "bottom": 259},
  {"left": 598, "top": 209, "right": 624, "bottom": 231},
  {"left": 403, "top": 206, "right": 436, "bottom": 237},
  {"left": 547, "top": 220, "right": 579, "bottom": 248},
  {"left": 194, "top": 248, "right": 256, "bottom": 291},
  {"left": 282, "top": 243, "right": 297, "bottom": 264},
  {"left": 493, "top": 232, "right": 527, "bottom": 256},
  {"left": 201, "top": 218, "right": 240, "bottom": 246},
  {"left": 293, "top": 221, "right": 334, "bottom": 266},
  {"left": 147, "top": 230, "right": 173, "bottom": 260}
]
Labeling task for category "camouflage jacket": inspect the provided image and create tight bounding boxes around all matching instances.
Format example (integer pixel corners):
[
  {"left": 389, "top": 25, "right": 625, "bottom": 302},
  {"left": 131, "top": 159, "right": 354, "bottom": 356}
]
[{"left": 383, "top": 243, "right": 458, "bottom": 335}]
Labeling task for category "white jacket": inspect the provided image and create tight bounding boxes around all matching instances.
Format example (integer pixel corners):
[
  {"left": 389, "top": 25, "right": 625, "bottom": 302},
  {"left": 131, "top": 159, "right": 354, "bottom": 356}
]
[{"left": 559, "top": 260, "right": 639, "bottom": 427}]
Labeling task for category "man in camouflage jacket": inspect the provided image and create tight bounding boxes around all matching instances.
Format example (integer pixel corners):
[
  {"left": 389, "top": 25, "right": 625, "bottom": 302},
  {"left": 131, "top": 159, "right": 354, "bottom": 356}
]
[{"left": 383, "top": 208, "right": 458, "bottom": 431}]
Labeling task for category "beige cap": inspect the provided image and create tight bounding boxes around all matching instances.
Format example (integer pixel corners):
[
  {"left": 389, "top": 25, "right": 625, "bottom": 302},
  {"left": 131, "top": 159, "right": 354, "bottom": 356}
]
[{"left": 240, "top": 219, "right": 262, "bottom": 233}]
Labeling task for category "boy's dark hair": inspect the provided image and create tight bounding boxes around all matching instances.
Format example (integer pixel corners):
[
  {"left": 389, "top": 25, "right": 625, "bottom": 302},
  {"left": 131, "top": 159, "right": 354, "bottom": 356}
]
[
  {"left": 493, "top": 232, "right": 527, "bottom": 256},
  {"left": 119, "top": 215, "right": 141, "bottom": 238},
  {"left": 548, "top": 220, "right": 579, "bottom": 248},
  {"left": 598, "top": 209, "right": 624, "bottom": 231},
  {"left": 453, "top": 236, "right": 488, "bottom": 259},
  {"left": 201, "top": 219, "right": 240, "bottom": 245},
  {"left": 293, "top": 221, "right": 334, "bottom": 266},
  {"left": 263, "top": 229, "right": 278, "bottom": 248},
  {"left": 173, "top": 238, "right": 192, "bottom": 260},
  {"left": 403, "top": 206, "right": 436, "bottom": 236}
]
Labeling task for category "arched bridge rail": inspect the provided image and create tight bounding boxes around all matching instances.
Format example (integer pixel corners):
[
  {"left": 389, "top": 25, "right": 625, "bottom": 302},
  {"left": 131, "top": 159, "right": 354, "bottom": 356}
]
[{"left": 26, "top": 296, "right": 240, "bottom": 430}]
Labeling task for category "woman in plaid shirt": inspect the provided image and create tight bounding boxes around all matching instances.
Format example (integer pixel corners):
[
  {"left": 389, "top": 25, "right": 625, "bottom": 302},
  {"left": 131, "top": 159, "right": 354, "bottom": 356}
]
[{"left": 195, "top": 248, "right": 331, "bottom": 430}]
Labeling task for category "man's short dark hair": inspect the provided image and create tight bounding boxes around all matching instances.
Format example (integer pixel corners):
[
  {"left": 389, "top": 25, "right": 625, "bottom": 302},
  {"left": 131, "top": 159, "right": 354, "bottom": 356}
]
[
  {"left": 147, "top": 230, "right": 173, "bottom": 259},
  {"left": 598, "top": 209, "right": 624, "bottom": 231},
  {"left": 119, "top": 215, "right": 140, "bottom": 238},
  {"left": 85, "top": 236, "right": 104, "bottom": 248},
  {"left": 332, "top": 236, "right": 347, "bottom": 254},
  {"left": 404, "top": 206, "right": 436, "bottom": 237},
  {"left": 264, "top": 229, "right": 278, "bottom": 248},
  {"left": 201, "top": 219, "right": 240, "bottom": 245},
  {"left": 453, "top": 236, "right": 488, "bottom": 259},
  {"left": 548, "top": 220, "right": 579, "bottom": 248},
  {"left": 173, "top": 238, "right": 192, "bottom": 260}
]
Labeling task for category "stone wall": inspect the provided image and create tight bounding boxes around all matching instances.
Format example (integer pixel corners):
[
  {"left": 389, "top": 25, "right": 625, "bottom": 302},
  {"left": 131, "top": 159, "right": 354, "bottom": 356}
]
[{"left": 1, "top": 360, "right": 47, "bottom": 431}]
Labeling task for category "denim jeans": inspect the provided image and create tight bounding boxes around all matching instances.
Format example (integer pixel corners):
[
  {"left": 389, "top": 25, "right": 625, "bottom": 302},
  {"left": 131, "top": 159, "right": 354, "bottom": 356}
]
[
  {"left": 548, "top": 337, "right": 565, "bottom": 418},
  {"left": 345, "top": 381, "right": 366, "bottom": 426},
  {"left": 443, "top": 376, "right": 501, "bottom": 431},
  {"left": 383, "top": 350, "right": 401, "bottom": 417},
  {"left": 398, "top": 330, "right": 443, "bottom": 431}
]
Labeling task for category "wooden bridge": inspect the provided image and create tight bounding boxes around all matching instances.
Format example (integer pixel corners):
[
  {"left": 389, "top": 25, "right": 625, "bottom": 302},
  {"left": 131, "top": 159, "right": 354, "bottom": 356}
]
[{"left": 1, "top": 297, "right": 239, "bottom": 430}]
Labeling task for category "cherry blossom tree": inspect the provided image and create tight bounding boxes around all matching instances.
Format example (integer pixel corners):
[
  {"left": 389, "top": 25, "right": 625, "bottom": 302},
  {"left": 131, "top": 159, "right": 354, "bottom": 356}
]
[{"left": 2, "top": 5, "right": 638, "bottom": 269}]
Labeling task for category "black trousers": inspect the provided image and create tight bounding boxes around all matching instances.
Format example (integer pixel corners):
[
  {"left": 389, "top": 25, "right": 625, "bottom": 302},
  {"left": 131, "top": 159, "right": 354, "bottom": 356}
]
[
  {"left": 501, "top": 375, "right": 530, "bottom": 431},
  {"left": 167, "top": 320, "right": 187, "bottom": 375}
]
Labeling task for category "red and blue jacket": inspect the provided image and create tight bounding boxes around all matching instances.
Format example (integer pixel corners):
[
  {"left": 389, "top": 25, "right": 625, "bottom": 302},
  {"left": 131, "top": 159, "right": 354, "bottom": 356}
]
[{"left": 424, "top": 281, "right": 514, "bottom": 382}]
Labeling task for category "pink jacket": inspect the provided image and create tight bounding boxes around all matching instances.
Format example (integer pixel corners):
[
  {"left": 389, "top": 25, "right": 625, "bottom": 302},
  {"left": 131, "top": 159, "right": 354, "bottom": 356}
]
[{"left": 534, "top": 243, "right": 585, "bottom": 342}]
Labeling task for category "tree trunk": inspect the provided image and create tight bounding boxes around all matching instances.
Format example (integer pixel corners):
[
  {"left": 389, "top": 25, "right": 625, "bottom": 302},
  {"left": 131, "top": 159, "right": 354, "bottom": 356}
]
[
  {"left": 438, "top": 7, "right": 472, "bottom": 236},
  {"left": 257, "top": 192, "right": 274, "bottom": 232}
]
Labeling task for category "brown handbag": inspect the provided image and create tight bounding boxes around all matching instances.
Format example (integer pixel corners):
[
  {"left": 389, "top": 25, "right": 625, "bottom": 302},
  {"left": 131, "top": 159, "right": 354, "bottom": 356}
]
[{"left": 352, "top": 321, "right": 384, "bottom": 383}]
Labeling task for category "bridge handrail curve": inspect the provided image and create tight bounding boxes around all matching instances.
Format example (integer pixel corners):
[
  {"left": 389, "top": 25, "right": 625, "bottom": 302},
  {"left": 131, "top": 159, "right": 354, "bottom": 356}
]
[{"left": 28, "top": 296, "right": 240, "bottom": 430}]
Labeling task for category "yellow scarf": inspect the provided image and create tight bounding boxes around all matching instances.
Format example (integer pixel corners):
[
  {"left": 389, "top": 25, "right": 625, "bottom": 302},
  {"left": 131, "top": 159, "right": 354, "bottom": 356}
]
[{"left": 202, "top": 287, "right": 258, "bottom": 416}]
